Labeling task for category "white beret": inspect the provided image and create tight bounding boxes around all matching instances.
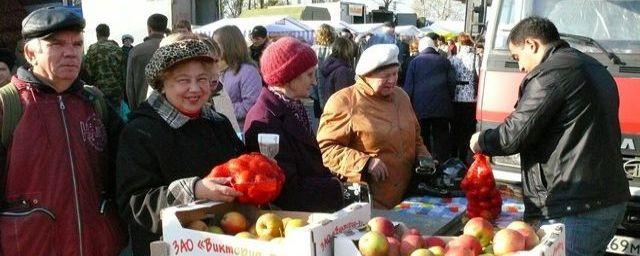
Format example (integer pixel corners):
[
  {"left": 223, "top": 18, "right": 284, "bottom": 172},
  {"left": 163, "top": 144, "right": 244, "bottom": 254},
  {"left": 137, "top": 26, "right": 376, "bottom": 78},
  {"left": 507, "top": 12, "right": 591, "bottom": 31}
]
[{"left": 355, "top": 44, "right": 399, "bottom": 75}]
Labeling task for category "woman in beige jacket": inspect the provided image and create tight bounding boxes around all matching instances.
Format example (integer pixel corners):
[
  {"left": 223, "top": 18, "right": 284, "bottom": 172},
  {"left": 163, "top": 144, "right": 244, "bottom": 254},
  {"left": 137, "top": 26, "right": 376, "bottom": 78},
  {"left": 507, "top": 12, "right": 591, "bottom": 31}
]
[{"left": 317, "top": 44, "right": 432, "bottom": 209}]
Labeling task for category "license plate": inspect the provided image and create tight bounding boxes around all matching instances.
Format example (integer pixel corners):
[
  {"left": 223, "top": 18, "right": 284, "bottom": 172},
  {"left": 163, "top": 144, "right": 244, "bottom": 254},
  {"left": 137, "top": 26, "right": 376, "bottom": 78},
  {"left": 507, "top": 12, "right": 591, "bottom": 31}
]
[{"left": 607, "top": 235, "right": 640, "bottom": 255}]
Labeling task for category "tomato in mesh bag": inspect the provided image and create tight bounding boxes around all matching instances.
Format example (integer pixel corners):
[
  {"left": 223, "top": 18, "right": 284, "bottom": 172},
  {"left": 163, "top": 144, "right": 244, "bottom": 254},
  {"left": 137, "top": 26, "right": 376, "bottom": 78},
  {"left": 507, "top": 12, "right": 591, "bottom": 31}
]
[
  {"left": 461, "top": 154, "right": 502, "bottom": 221},
  {"left": 208, "top": 153, "right": 285, "bottom": 205}
]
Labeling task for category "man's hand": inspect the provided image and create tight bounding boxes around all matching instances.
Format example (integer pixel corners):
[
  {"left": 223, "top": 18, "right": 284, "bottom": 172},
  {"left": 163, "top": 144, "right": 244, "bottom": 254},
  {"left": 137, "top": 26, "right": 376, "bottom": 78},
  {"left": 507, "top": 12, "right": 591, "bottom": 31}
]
[
  {"left": 195, "top": 177, "right": 243, "bottom": 202},
  {"left": 368, "top": 158, "right": 389, "bottom": 182},
  {"left": 470, "top": 132, "right": 482, "bottom": 153}
]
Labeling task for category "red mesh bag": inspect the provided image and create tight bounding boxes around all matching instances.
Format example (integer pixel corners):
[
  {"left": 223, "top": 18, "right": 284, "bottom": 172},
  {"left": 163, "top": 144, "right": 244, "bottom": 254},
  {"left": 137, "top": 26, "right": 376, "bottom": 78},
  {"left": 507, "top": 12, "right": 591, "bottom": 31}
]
[
  {"left": 208, "top": 153, "right": 285, "bottom": 205},
  {"left": 460, "top": 154, "right": 502, "bottom": 221}
]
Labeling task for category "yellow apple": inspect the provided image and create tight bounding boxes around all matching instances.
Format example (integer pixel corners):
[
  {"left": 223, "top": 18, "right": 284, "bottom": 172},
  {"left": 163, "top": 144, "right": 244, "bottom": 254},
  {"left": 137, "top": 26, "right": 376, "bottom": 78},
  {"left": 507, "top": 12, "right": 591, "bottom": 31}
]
[
  {"left": 255, "top": 213, "right": 284, "bottom": 240},
  {"left": 284, "top": 218, "right": 306, "bottom": 237}
]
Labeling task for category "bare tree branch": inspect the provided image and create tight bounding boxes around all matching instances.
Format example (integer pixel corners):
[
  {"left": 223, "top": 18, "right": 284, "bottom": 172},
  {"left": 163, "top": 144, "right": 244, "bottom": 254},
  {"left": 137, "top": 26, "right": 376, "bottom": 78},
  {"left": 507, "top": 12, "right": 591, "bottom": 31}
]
[
  {"left": 412, "top": 0, "right": 465, "bottom": 21},
  {"left": 222, "top": 0, "right": 244, "bottom": 17}
]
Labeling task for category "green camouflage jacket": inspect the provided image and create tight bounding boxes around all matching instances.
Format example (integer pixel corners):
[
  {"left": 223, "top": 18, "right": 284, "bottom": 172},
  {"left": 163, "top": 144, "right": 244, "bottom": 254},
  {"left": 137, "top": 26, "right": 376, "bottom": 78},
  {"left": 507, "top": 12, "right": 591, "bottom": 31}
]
[{"left": 84, "top": 40, "right": 125, "bottom": 104}]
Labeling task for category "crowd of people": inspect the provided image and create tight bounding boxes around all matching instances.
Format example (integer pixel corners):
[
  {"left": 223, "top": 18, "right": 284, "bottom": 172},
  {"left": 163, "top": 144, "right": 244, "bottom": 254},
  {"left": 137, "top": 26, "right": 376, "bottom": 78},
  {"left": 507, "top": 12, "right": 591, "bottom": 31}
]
[{"left": 0, "top": 6, "right": 630, "bottom": 256}]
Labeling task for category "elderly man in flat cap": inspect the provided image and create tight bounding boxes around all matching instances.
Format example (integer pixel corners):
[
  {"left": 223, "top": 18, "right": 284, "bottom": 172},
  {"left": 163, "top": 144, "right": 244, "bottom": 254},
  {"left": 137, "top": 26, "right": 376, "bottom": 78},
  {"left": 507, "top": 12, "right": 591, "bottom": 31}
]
[{"left": 0, "top": 6, "right": 126, "bottom": 256}]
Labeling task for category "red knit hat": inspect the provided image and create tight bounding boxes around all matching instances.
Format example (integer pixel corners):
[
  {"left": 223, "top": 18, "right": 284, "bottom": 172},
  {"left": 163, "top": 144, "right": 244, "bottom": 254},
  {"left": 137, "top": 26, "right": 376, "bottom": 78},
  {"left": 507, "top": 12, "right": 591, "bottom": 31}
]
[{"left": 260, "top": 37, "right": 318, "bottom": 86}]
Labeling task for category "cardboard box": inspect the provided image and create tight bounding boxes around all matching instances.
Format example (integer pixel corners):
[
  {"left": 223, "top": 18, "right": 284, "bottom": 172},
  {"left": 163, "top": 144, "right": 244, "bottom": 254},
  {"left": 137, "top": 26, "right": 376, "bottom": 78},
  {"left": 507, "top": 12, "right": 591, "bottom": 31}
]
[
  {"left": 333, "top": 223, "right": 565, "bottom": 256},
  {"left": 159, "top": 201, "right": 370, "bottom": 256}
]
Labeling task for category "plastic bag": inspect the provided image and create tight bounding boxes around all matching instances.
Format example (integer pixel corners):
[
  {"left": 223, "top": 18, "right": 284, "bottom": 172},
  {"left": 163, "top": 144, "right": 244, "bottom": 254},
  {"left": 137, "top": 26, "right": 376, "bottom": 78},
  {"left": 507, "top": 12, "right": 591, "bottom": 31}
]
[{"left": 406, "top": 158, "right": 467, "bottom": 198}]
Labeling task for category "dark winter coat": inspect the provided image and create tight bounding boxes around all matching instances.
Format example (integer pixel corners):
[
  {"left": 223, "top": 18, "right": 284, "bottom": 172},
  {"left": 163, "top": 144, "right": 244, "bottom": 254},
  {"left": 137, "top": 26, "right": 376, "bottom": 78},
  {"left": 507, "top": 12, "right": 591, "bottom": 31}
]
[
  {"left": 402, "top": 48, "right": 456, "bottom": 120},
  {"left": 478, "top": 41, "right": 630, "bottom": 220},
  {"left": 116, "top": 98, "right": 244, "bottom": 256},
  {"left": 243, "top": 88, "right": 344, "bottom": 212},
  {"left": 320, "top": 56, "right": 355, "bottom": 105}
]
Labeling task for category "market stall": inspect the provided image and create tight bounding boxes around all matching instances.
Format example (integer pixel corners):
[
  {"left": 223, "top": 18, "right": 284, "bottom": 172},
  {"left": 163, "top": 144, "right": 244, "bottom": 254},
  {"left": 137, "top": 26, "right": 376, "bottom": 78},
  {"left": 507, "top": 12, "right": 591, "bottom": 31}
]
[
  {"left": 194, "top": 16, "right": 314, "bottom": 43},
  {"left": 420, "top": 20, "right": 465, "bottom": 40}
]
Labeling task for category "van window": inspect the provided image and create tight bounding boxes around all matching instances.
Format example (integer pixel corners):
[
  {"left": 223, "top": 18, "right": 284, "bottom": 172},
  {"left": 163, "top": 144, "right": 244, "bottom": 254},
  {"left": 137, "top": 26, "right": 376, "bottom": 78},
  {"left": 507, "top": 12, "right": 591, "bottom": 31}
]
[{"left": 494, "top": 0, "right": 640, "bottom": 54}]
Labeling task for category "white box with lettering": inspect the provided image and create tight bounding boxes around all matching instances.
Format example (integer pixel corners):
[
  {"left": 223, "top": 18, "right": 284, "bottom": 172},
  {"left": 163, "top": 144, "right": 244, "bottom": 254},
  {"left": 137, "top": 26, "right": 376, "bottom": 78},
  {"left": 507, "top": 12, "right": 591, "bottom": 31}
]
[{"left": 157, "top": 201, "right": 370, "bottom": 256}]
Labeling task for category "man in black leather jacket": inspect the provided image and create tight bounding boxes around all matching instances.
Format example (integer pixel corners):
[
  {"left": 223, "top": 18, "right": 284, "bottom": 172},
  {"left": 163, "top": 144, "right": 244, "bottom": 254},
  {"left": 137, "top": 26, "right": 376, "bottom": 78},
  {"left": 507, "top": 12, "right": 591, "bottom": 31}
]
[{"left": 470, "top": 17, "right": 630, "bottom": 255}]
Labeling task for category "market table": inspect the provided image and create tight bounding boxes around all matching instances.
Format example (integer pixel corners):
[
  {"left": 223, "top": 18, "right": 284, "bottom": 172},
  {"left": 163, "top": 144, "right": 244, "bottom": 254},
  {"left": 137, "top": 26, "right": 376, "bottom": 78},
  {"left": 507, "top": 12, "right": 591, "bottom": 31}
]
[{"left": 372, "top": 196, "right": 468, "bottom": 236}]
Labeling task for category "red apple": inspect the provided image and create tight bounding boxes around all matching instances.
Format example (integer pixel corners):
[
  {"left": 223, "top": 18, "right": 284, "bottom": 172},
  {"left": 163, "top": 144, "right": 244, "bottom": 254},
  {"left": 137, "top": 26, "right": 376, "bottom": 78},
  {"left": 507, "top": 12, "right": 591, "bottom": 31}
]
[
  {"left": 410, "top": 248, "right": 434, "bottom": 256},
  {"left": 462, "top": 217, "right": 494, "bottom": 247},
  {"left": 401, "top": 234, "right": 424, "bottom": 256},
  {"left": 492, "top": 229, "right": 525, "bottom": 255},
  {"left": 255, "top": 213, "right": 284, "bottom": 240},
  {"left": 358, "top": 231, "right": 389, "bottom": 256},
  {"left": 368, "top": 217, "right": 395, "bottom": 237},
  {"left": 388, "top": 237, "right": 401, "bottom": 256},
  {"left": 427, "top": 246, "right": 445, "bottom": 256},
  {"left": 444, "top": 246, "right": 473, "bottom": 256},
  {"left": 423, "top": 236, "right": 446, "bottom": 248},
  {"left": 506, "top": 221, "right": 540, "bottom": 250},
  {"left": 447, "top": 235, "right": 481, "bottom": 256},
  {"left": 220, "top": 211, "right": 248, "bottom": 235},
  {"left": 404, "top": 228, "right": 421, "bottom": 238}
]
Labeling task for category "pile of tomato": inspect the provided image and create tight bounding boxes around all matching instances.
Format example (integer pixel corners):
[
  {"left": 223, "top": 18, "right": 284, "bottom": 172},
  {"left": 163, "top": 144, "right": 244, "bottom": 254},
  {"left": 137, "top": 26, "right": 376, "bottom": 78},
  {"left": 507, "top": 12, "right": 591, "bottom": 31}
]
[
  {"left": 460, "top": 154, "right": 502, "bottom": 221},
  {"left": 208, "top": 153, "right": 285, "bottom": 205}
]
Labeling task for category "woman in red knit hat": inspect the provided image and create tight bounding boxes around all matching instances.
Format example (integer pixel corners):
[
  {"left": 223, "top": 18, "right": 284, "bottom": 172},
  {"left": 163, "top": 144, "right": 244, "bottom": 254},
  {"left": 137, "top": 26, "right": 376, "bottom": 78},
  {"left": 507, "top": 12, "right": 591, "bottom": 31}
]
[{"left": 243, "top": 37, "right": 344, "bottom": 212}]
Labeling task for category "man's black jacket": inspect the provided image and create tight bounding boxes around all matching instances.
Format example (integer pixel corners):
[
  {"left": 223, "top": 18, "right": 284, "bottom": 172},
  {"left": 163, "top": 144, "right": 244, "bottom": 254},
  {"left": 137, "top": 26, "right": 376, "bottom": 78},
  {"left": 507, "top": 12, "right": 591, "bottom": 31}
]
[{"left": 479, "top": 40, "right": 630, "bottom": 220}]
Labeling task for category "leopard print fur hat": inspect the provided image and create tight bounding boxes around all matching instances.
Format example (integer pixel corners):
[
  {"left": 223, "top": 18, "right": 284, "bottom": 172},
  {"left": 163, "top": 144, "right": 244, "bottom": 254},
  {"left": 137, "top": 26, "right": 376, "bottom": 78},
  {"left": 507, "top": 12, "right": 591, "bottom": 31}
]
[{"left": 145, "top": 38, "right": 214, "bottom": 90}]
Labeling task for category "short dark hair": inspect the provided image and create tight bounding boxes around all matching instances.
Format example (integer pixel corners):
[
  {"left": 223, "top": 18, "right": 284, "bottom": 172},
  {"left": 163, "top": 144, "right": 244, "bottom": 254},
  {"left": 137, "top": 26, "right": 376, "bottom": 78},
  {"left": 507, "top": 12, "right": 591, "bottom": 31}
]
[
  {"left": 96, "top": 24, "right": 110, "bottom": 38},
  {"left": 251, "top": 25, "right": 267, "bottom": 38},
  {"left": 383, "top": 21, "right": 396, "bottom": 28},
  {"left": 508, "top": 16, "right": 560, "bottom": 46},
  {"left": 339, "top": 28, "right": 353, "bottom": 40},
  {"left": 148, "top": 14, "right": 168, "bottom": 33},
  {"left": 425, "top": 32, "right": 439, "bottom": 41}
]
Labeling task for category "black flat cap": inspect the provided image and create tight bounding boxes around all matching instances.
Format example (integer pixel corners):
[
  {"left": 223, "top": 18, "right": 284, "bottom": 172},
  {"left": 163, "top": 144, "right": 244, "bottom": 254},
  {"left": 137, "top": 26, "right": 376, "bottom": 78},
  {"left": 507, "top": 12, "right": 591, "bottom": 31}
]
[{"left": 22, "top": 6, "right": 85, "bottom": 40}]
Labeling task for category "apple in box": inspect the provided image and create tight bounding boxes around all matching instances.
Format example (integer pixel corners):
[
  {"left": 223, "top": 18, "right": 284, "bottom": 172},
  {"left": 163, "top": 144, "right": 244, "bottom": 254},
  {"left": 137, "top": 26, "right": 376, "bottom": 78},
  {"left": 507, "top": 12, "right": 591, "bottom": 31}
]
[
  {"left": 423, "top": 236, "right": 446, "bottom": 248},
  {"left": 207, "top": 225, "right": 223, "bottom": 234},
  {"left": 444, "top": 246, "right": 473, "bottom": 256},
  {"left": 255, "top": 212, "right": 284, "bottom": 240},
  {"left": 387, "top": 237, "right": 401, "bottom": 256},
  {"left": 359, "top": 231, "right": 389, "bottom": 256},
  {"left": 368, "top": 217, "right": 395, "bottom": 237},
  {"left": 410, "top": 248, "right": 434, "bottom": 256},
  {"left": 220, "top": 211, "right": 248, "bottom": 235},
  {"left": 462, "top": 217, "right": 494, "bottom": 247},
  {"left": 235, "top": 231, "right": 256, "bottom": 239},
  {"left": 186, "top": 220, "right": 208, "bottom": 231},
  {"left": 401, "top": 234, "right": 424, "bottom": 256},
  {"left": 284, "top": 218, "right": 306, "bottom": 237},
  {"left": 446, "top": 235, "right": 481, "bottom": 255},
  {"left": 427, "top": 246, "right": 445, "bottom": 256},
  {"left": 506, "top": 221, "right": 540, "bottom": 250},
  {"left": 492, "top": 228, "right": 525, "bottom": 255}
]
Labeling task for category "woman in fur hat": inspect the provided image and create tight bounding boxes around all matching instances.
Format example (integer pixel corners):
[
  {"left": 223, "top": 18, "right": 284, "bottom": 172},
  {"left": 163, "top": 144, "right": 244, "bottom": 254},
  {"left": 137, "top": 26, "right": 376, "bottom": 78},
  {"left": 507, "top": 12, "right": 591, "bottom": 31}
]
[{"left": 116, "top": 33, "right": 245, "bottom": 255}]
